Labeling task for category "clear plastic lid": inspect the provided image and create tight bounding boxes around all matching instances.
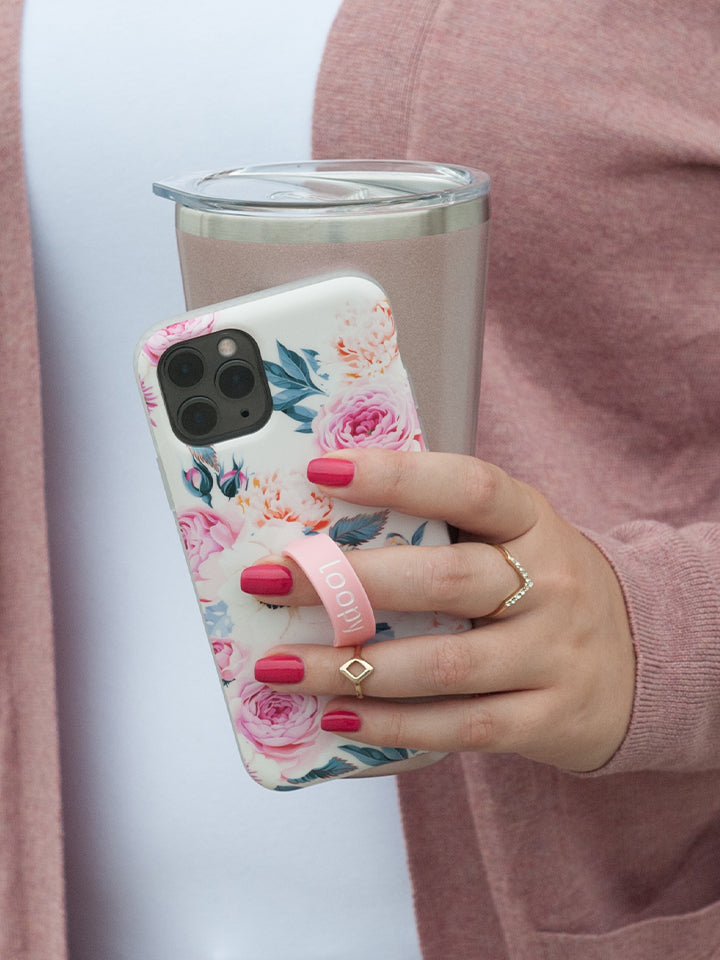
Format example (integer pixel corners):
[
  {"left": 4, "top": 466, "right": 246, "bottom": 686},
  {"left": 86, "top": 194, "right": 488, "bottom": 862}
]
[{"left": 153, "top": 160, "right": 489, "bottom": 217}]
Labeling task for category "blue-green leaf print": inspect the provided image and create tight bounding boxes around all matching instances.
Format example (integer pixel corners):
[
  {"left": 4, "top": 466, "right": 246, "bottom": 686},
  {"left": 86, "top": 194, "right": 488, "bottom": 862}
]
[
  {"left": 264, "top": 340, "right": 328, "bottom": 432},
  {"left": 329, "top": 511, "right": 389, "bottom": 547},
  {"left": 271, "top": 386, "right": 320, "bottom": 411},
  {"left": 411, "top": 521, "right": 428, "bottom": 545},
  {"left": 216, "top": 456, "right": 249, "bottom": 499},
  {"left": 203, "top": 600, "right": 234, "bottom": 637},
  {"left": 300, "top": 348, "right": 326, "bottom": 377},
  {"left": 183, "top": 457, "right": 214, "bottom": 505},
  {"left": 282, "top": 403, "right": 318, "bottom": 425},
  {"left": 264, "top": 341, "right": 325, "bottom": 396},
  {"left": 276, "top": 341, "right": 315, "bottom": 385},
  {"left": 385, "top": 521, "right": 428, "bottom": 546},
  {"left": 189, "top": 446, "right": 219, "bottom": 471},
  {"left": 285, "top": 756, "right": 358, "bottom": 785},
  {"left": 341, "top": 745, "right": 417, "bottom": 766}
]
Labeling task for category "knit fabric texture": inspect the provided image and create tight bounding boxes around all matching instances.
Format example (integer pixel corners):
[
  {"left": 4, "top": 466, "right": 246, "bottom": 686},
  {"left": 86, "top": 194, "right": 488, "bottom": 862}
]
[
  {"left": 0, "top": 1, "right": 66, "bottom": 957},
  {"left": 314, "top": 2, "right": 720, "bottom": 956}
]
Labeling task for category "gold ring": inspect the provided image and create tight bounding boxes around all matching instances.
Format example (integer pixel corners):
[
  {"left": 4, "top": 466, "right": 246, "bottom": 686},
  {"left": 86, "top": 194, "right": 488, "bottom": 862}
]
[
  {"left": 339, "top": 644, "right": 374, "bottom": 699},
  {"left": 486, "top": 544, "right": 534, "bottom": 617}
]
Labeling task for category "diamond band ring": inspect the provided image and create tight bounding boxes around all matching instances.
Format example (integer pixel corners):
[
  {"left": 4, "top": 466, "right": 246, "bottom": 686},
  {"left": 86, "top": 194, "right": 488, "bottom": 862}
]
[{"left": 486, "top": 544, "right": 534, "bottom": 617}]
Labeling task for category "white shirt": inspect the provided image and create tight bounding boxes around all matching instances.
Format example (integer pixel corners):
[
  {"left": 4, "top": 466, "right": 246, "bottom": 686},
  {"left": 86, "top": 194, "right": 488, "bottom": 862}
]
[{"left": 22, "top": 2, "right": 421, "bottom": 956}]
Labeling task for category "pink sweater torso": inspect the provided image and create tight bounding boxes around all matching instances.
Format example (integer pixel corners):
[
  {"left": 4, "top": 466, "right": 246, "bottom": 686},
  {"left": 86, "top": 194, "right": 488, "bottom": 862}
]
[{"left": 314, "top": 2, "right": 720, "bottom": 957}]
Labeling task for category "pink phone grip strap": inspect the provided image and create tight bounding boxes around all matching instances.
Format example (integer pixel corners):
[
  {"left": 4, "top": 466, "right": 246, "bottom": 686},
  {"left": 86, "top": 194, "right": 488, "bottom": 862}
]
[{"left": 282, "top": 534, "right": 376, "bottom": 648}]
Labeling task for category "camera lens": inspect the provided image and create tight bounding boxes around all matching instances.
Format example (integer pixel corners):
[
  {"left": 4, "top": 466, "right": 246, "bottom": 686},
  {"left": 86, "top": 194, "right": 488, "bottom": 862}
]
[
  {"left": 179, "top": 399, "right": 218, "bottom": 438},
  {"left": 217, "top": 360, "right": 255, "bottom": 399},
  {"left": 167, "top": 349, "right": 204, "bottom": 388}
]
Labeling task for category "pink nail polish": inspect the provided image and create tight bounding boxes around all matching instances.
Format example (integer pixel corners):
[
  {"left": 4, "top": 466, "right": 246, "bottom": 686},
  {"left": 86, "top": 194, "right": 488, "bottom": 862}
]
[
  {"left": 241, "top": 564, "right": 293, "bottom": 595},
  {"left": 307, "top": 457, "right": 355, "bottom": 487},
  {"left": 254, "top": 655, "right": 305, "bottom": 684},
  {"left": 321, "top": 710, "right": 362, "bottom": 733}
]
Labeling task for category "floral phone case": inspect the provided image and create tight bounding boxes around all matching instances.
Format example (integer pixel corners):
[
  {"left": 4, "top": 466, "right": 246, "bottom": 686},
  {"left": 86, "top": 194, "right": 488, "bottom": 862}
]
[{"left": 135, "top": 274, "right": 467, "bottom": 791}]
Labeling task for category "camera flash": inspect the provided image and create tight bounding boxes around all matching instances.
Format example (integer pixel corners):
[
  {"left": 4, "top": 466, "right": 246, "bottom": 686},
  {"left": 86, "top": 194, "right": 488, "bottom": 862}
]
[{"left": 217, "top": 337, "right": 238, "bottom": 358}]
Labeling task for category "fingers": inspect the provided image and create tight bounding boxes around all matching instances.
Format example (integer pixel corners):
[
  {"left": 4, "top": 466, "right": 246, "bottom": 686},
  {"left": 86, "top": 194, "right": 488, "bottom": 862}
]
[
  {"left": 318, "top": 687, "right": 624, "bottom": 772},
  {"left": 317, "top": 690, "right": 549, "bottom": 758},
  {"left": 241, "top": 540, "right": 526, "bottom": 619},
  {"left": 245, "top": 648, "right": 555, "bottom": 759},
  {"left": 253, "top": 637, "right": 620, "bottom": 770},
  {"left": 240, "top": 449, "right": 539, "bottom": 616},
  {"left": 308, "top": 449, "right": 539, "bottom": 542},
  {"left": 240, "top": 450, "right": 635, "bottom": 770},
  {"left": 254, "top": 626, "right": 548, "bottom": 700}
]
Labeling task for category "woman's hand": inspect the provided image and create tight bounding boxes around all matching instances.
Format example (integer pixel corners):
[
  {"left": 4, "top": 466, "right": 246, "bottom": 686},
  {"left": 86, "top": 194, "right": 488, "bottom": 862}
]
[{"left": 243, "top": 450, "right": 636, "bottom": 773}]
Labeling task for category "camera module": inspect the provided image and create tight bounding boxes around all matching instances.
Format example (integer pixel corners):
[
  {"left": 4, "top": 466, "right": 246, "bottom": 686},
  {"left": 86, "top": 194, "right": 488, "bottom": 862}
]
[{"left": 158, "top": 328, "right": 271, "bottom": 443}]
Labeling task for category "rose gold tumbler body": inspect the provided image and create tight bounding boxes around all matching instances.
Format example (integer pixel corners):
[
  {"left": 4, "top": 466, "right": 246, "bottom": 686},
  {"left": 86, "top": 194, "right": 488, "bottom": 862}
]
[{"left": 154, "top": 161, "right": 490, "bottom": 455}]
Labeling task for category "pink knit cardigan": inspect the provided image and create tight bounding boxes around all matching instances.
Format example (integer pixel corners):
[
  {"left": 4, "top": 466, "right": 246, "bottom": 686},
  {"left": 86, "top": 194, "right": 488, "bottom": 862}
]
[
  {"left": 314, "top": 2, "right": 720, "bottom": 958},
  {"left": 0, "top": 1, "right": 66, "bottom": 957},
  {"left": 4, "top": 1, "right": 719, "bottom": 957}
]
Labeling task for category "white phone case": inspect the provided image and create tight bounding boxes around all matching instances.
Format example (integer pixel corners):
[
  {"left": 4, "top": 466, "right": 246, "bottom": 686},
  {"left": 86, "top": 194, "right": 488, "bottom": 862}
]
[{"left": 135, "top": 274, "right": 468, "bottom": 790}]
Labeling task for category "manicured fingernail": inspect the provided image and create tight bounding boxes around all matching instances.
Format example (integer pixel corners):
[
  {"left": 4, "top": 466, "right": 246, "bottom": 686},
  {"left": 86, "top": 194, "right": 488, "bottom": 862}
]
[
  {"left": 241, "top": 564, "right": 293, "bottom": 595},
  {"left": 254, "top": 655, "right": 305, "bottom": 684},
  {"left": 321, "top": 710, "right": 362, "bottom": 733},
  {"left": 307, "top": 457, "right": 355, "bottom": 487}
]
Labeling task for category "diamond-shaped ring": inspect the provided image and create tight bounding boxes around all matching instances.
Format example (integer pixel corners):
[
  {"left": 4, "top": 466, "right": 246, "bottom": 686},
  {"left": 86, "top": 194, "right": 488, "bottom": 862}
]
[{"left": 339, "top": 645, "right": 375, "bottom": 699}]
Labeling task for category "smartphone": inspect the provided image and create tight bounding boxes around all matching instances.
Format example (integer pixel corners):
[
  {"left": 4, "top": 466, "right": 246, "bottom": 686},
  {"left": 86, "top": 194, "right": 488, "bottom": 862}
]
[{"left": 135, "top": 274, "right": 468, "bottom": 790}]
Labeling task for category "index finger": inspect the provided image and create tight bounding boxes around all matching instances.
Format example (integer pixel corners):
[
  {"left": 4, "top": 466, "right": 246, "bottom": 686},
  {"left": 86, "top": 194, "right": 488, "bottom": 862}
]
[{"left": 308, "top": 450, "right": 539, "bottom": 542}]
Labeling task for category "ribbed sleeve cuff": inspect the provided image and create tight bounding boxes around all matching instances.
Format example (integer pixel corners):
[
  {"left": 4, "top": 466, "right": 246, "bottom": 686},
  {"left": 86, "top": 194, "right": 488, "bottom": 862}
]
[{"left": 581, "top": 521, "right": 720, "bottom": 775}]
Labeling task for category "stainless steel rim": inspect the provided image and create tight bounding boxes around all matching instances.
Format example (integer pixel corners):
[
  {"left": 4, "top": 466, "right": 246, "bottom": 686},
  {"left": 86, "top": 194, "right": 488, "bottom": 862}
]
[{"left": 175, "top": 196, "right": 489, "bottom": 243}]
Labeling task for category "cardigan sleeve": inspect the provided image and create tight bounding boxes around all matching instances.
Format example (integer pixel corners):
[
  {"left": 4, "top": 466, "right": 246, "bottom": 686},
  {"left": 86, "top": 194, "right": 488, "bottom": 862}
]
[{"left": 584, "top": 520, "right": 720, "bottom": 774}]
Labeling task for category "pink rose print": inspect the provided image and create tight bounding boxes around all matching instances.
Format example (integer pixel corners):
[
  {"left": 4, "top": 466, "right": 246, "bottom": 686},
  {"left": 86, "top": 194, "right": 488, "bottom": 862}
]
[
  {"left": 212, "top": 638, "right": 248, "bottom": 682},
  {"left": 142, "top": 313, "right": 215, "bottom": 365},
  {"left": 231, "top": 681, "right": 321, "bottom": 765},
  {"left": 313, "top": 383, "right": 424, "bottom": 452},
  {"left": 177, "top": 508, "right": 239, "bottom": 580}
]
